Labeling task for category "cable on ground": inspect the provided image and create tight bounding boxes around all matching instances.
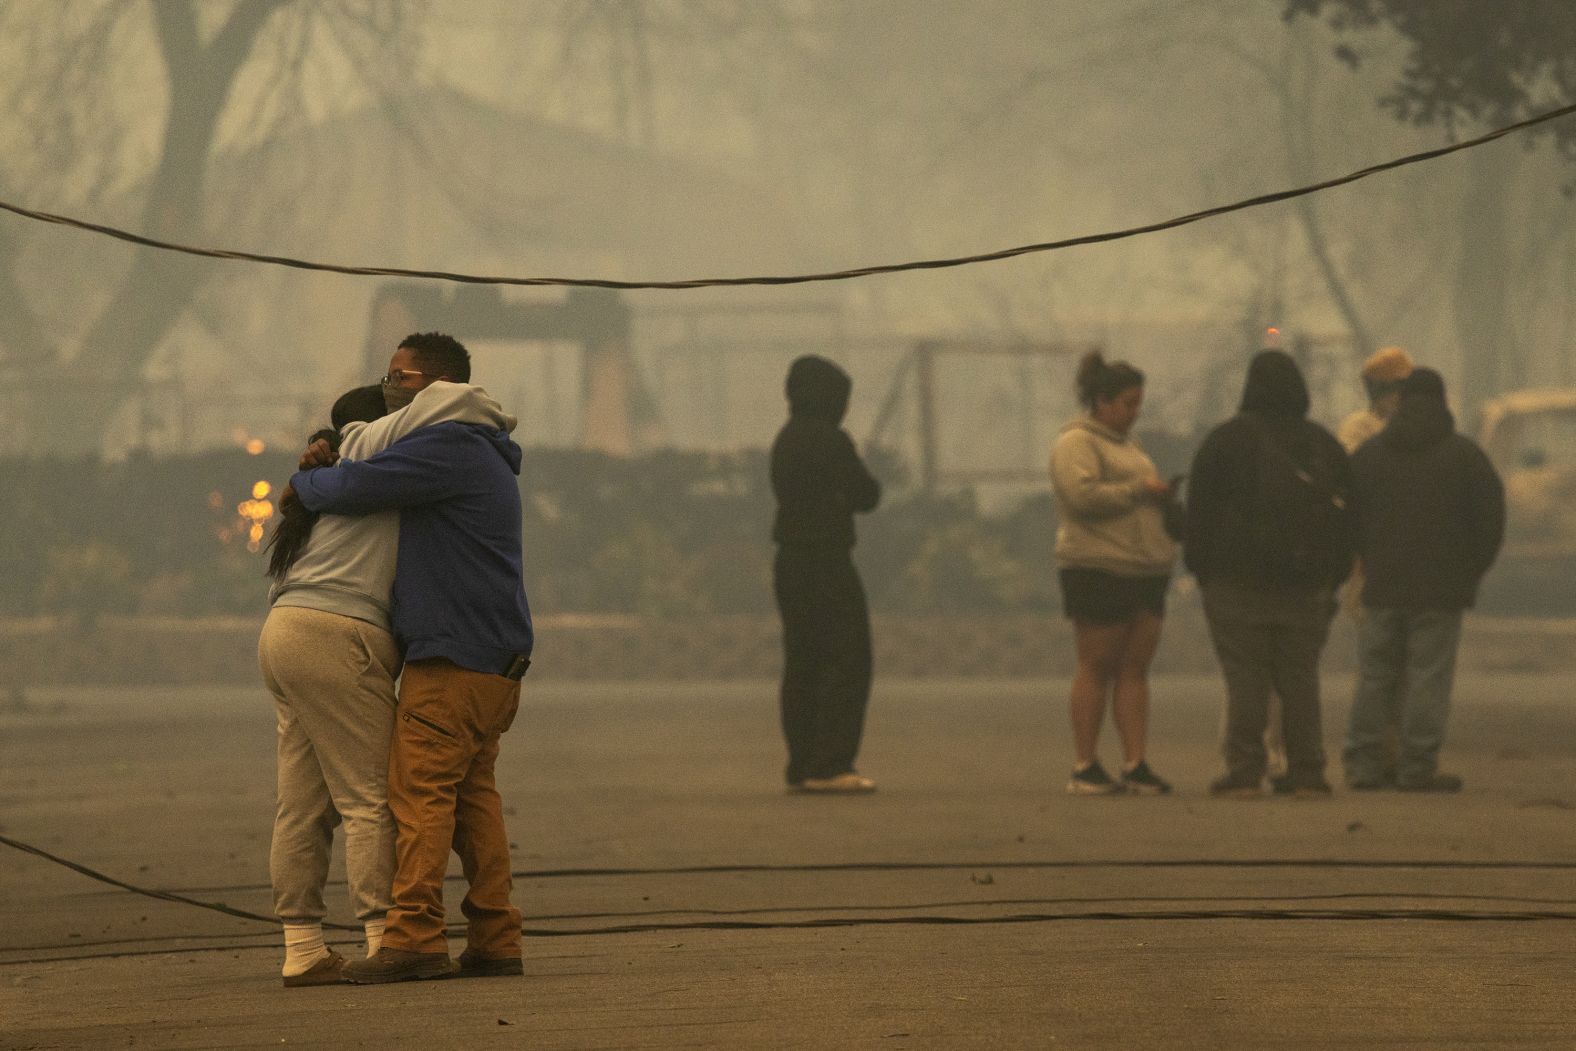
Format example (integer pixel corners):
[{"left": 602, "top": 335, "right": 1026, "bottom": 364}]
[
  {"left": 164, "top": 854, "right": 1576, "bottom": 896},
  {"left": 7, "top": 905, "right": 1576, "bottom": 968},
  {"left": 0, "top": 833, "right": 358, "bottom": 933},
  {"left": 5, "top": 832, "right": 1575, "bottom": 944}
]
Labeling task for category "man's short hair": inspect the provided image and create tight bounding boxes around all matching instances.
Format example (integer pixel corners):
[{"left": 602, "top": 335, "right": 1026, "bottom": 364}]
[{"left": 399, "top": 331, "right": 471, "bottom": 383}]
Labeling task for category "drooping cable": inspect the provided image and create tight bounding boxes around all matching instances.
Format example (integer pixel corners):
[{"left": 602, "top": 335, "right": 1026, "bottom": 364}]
[{"left": 0, "top": 102, "right": 1572, "bottom": 290}]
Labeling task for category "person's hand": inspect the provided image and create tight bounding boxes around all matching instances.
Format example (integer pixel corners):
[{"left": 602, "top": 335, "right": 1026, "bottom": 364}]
[
  {"left": 298, "top": 438, "right": 338, "bottom": 470},
  {"left": 1140, "top": 477, "right": 1173, "bottom": 501}
]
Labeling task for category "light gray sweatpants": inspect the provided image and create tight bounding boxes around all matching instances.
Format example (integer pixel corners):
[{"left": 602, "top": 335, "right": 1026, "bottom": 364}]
[{"left": 258, "top": 605, "right": 401, "bottom": 924}]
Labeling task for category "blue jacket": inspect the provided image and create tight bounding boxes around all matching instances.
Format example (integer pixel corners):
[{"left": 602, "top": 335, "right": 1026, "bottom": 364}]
[{"left": 290, "top": 421, "right": 533, "bottom": 676}]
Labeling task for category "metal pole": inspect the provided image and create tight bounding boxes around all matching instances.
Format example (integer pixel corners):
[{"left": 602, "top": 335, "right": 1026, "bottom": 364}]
[{"left": 915, "top": 340, "right": 939, "bottom": 494}]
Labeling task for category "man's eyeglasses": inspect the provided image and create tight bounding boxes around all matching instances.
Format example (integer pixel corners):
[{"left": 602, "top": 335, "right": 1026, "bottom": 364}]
[{"left": 381, "top": 368, "right": 437, "bottom": 386}]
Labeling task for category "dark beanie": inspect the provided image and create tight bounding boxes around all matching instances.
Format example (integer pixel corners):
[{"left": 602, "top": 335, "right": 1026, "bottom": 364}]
[
  {"left": 331, "top": 384, "right": 388, "bottom": 429},
  {"left": 785, "top": 354, "right": 852, "bottom": 424},
  {"left": 1400, "top": 367, "right": 1447, "bottom": 403},
  {"left": 1239, "top": 349, "right": 1310, "bottom": 418}
]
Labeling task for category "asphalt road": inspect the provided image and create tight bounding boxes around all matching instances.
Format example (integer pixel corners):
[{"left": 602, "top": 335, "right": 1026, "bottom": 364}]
[{"left": 2, "top": 670, "right": 1574, "bottom": 1049}]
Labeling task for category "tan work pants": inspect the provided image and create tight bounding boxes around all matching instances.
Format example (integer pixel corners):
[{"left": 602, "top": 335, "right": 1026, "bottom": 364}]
[
  {"left": 383, "top": 658, "right": 522, "bottom": 958},
  {"left": 258, "top": 606, "right": 401, "bottom": 924}
]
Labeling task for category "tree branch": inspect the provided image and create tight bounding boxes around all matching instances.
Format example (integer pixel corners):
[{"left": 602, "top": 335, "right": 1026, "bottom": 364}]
[
  {"left": 208, "top": 0, "right": 294, "bottom": 82},
  {"left": 149, "top": 0, "right": 200, "bottom": 77},
  {"left": 0, "top": 235, "right": 56, "bottom": 365}
]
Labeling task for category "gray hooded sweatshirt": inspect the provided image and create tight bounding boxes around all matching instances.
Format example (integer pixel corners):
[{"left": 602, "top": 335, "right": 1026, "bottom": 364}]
[{"left": 268, "top": 381, "right": 518, "bottom": 630}]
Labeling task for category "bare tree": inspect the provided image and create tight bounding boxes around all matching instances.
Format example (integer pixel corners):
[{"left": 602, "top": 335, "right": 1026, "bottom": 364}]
[
  {"left": 1206, "top": 16, "right": 1377, "bottom": 359},
  {"left": 525, "top": 0, "right": 815, "bottom": 151},
  {"left": 0, "top": 1, "right": 423, "bottom": 453},
  {"left": 1287, "top": 0, "right": 1576, "bottom": 411}
]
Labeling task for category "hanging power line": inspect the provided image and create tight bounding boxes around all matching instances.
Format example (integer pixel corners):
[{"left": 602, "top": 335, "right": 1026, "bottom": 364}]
[{"left": 1, "top": 101, "right": 1573, "bottom": 290}]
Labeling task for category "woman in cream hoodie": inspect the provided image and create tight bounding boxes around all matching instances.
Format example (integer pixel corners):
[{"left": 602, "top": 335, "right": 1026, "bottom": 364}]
[{"left": 1050, "top": 352, "right": 1176, "bottom": 796}]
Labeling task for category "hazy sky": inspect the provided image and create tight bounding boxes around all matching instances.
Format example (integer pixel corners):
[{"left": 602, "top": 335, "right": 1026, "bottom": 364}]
[{"left": 2, "top": 0, "right": 1571, "bottom": 456}]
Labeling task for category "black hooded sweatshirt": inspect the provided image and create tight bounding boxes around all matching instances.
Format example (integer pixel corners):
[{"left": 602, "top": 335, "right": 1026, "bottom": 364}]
[
  {"left": 1349, "top": 385, "right": 1505, "bottom": 609},
  {"left": 770, "top": 356, "right": 881, "bottom": 548},
  {"left": 1184, "top": 350, "right": 1355, "bottom": 590}
]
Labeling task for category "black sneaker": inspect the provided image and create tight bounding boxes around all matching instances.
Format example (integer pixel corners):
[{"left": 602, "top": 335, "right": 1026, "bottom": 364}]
[
  {"left": 1345, "top": 763, "right": 1396, "bottom": 790},
  {"left": 457, "top": 949, "right": 524, "bottom": 978},
  {"left": 1121, "top": 761, "right": 1172, "bottom": 795},
  {"left": 1066, "top": 760, "right": 1125, "bottom": 796},
  {"left": 1208, "top": 773, "right": 1263, "bottom": 798},
  {"left": 1397, "top": 772, "right": 1463, "bottom": 793},
  {"left": 1271, "top": 774, "right": 1334, "bottom": 798}
]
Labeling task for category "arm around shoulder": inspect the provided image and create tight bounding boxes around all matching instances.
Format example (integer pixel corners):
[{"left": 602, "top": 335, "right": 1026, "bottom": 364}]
[{"left": 289, "top": 428, "right": 465, "bottom": 515}]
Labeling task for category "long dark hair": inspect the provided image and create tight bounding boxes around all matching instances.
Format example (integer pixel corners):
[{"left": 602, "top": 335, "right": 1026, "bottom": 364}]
[
  {"left": 1075, "top": 350, "right": 1143, "bottom": 410},
  {"left": 265, "top": 385, "right": 388, "bottom": 581}
]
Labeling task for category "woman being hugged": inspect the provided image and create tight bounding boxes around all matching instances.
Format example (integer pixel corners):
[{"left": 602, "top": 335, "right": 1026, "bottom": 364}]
[{"left": 1050, "top": 351, "right": 1177, "bottom": 795}]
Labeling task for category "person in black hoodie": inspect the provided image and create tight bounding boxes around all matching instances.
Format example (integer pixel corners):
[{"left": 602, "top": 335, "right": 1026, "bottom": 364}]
[
  {"left": 1342, "top": 368, "right": 1504, "bottom": 793},
  {"left": 771, "top": 355, "right": 882, "bottom": 793},
  {"left": 1185, "top": 350, "right": 1355, "bottom": 797}
]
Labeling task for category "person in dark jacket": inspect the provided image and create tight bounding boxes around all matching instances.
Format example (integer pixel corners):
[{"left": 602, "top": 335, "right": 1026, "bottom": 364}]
[
  {"left": 1185, "top": 350, "right": 1355, "bottom": 797},
  {"left": 770, "top": 355, "right": 882, "bottom": 794},
  {"left": 288, "top": 332, "right": 533, "bottom": 984},
  {"left": 1342, "top": 368, "right": 1504, "bottom": 793}
]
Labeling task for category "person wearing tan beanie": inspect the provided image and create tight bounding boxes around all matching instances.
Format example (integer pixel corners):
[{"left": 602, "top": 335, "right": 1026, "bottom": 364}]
[
  {"left": 1337, "top": 346, "right": 1415, "bottom": 454},
  {"left": 1329, "top": 347, "right": 1417, "bottom": 783}
]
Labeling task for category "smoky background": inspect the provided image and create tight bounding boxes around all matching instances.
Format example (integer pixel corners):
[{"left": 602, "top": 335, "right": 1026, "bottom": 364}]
[{"left": 0, "top": 0, "right": 1572, "bottom": 654}]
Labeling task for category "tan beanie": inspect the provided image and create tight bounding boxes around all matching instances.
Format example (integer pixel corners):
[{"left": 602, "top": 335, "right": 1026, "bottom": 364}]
[{"left": 1361, "top": 346, "right": 1414, "bottom": 383}]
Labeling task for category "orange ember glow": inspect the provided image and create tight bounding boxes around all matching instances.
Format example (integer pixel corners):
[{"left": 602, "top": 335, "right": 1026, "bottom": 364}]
[{"left": 226, "top": 479, "right": 278, "bottom": 553}]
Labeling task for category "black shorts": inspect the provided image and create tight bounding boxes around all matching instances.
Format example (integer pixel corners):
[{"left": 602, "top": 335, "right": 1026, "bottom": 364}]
[{"left": 1059, "top": 568, "right": 1170, "bottom": 624}]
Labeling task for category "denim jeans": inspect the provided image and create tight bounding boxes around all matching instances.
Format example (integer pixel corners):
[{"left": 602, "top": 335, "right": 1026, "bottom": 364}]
[{"left": 1343, "top": 608, "right": 1463, "bottom": 786}]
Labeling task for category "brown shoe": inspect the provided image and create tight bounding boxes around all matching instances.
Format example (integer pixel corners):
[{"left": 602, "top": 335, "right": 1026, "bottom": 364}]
[
  {"left": 457, "top": 949, "right": 524, "bottom": 978},
  {"left": 794, "top": 772, "right": 877, "bottom": 794},
  {"left": 342, "top": 946, "right": 457, "bottom": 985},
  {"left": 282, "top": 949, "right": 346, "bottom": 989}
]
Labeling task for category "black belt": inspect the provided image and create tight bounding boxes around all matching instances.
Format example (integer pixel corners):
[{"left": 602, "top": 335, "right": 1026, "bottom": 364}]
[{"left": 504, "top": 654, "right": 531, "bottom": 681}]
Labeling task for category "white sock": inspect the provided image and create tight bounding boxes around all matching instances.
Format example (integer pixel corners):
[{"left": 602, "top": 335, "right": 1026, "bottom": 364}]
[
  {"left": 363, "top": 919, "right": 386, "bottom": 957},
  {"left": 282, "top": 922, "right": 330, "bottom": 977}
]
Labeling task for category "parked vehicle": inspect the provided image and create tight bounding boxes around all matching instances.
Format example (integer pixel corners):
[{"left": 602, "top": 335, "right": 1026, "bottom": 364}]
[{"left": 1476, "top": 389, "right": 1576, "bottom": 614}]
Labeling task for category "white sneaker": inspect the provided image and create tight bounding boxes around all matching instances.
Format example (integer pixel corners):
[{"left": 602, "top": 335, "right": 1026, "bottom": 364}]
[{"left": 794, "top": 772, "right": 877, "bottom": 794}]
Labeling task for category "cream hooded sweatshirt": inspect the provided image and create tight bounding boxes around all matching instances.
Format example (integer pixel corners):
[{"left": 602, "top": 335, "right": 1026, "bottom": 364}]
[
  {"left": 1049, "top": 416, "right": 1176, "bottom": 577},
  {"left": 269, "top": 381, "right": 517, "bottom": 630}
]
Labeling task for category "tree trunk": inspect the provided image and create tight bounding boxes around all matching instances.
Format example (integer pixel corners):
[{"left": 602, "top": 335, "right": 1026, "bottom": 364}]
[
  {"left": 1280, "top": 27, "right": 1374, "bottom": 363},
  {"left": 1454, "top": 147, "right": 1516, "bottom": 423},
  {"left": 41, "top": 0, "right": 287, "bottom": 455}
]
